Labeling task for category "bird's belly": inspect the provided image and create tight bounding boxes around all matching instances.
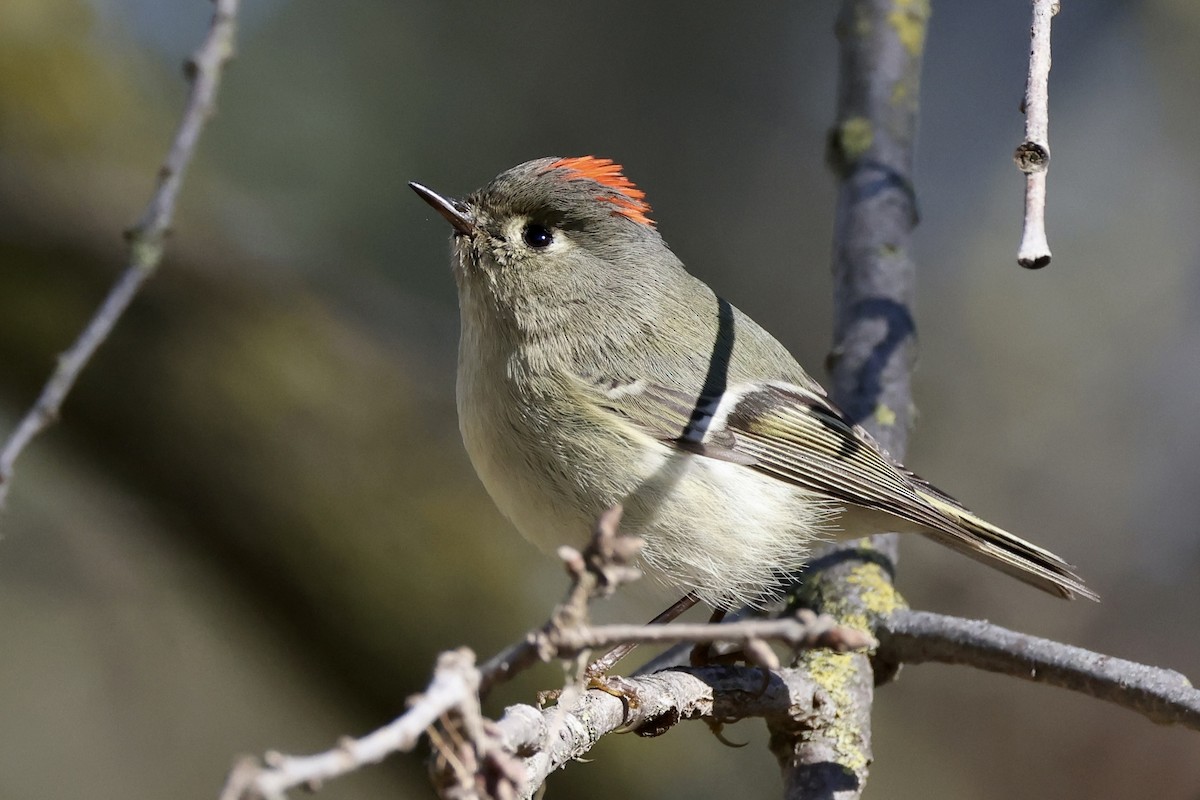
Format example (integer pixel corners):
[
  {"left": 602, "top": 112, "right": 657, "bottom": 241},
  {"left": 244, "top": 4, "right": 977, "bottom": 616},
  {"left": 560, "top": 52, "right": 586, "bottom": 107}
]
[
  {"left": 458, "top": 374, "right": 835, "bottom": 607},
  {"left": 457, "top": 377, "right": 635, "bottom": 554}
]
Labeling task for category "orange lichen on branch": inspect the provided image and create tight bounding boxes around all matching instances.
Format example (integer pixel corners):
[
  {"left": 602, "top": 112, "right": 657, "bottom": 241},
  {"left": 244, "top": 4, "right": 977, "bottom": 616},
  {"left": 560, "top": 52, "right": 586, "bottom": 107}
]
[{"left": 546, "top": 156, "right": 655, "bottom": 227}]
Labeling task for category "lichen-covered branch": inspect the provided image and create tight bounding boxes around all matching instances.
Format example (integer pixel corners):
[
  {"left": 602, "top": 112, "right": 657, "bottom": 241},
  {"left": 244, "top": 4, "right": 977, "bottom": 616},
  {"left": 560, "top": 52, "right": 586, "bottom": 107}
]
[
  {"left": 219, "top": 512, "right": 871, "bottom": 800},
  {"left": 0, "top": 0, "right": 242, "bottom": 509},
  {"left": 492, "top": 610, "right": 1199, "bottom": 798},
  {"left": 1015, "top": 0, "right": 1058, "bottom": 269},
  {"left": 217, "top": 535, "right": 1199, "bottom": 800},
  {"left": 499, "top": 665, "right": 828, "bottom": 798},
  {"left": 787, "top": 0, "right": 929, "bottom": 796},
  {"left": 876, "top": 610, "right": 1200, "bottom": 730}
]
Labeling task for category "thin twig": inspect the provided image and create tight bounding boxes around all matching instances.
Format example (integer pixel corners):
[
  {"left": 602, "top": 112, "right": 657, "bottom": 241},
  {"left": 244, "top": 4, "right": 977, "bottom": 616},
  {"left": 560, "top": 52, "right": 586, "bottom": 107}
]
[
  {"left": 216, "top": 559, "right": 1200, "bottom": 799},
  {"left": 219, "top": 649, "right": 482, "bottom": 800},
  {"left": 478, "top": 508, "right": 870, "bottom": 699},
  {"left": 584, "top": 591, "right": 701, "bottom": 677},
  {"left": 0, "top": 0, "right": 241, "bottom": 508},
  {"left": 876, "top": 610, "right": 1200, "bottom": 730},
  {"left": 216, "top": 502, "right": 871, "bottom": 800},
  {"left": 1015, "top": 0, "right": 1058, "bottom": 269},
  {"left": 546, "top": 612, "right": 874, "bottom": 657},
  {"left": 479, "top": 505, "right": 641, "bottom": 696}
]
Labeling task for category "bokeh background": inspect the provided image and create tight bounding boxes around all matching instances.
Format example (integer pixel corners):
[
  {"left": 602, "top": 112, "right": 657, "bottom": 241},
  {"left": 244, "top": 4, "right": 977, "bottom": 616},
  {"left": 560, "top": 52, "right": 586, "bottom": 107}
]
[{"left": 2, "top": 1, "right": 1198, "bottom": 798}]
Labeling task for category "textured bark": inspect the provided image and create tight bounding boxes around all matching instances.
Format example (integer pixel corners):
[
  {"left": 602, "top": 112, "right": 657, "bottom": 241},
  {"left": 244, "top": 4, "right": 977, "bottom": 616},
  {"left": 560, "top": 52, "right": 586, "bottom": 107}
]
[
  {"left": 499, "top": 666, "right": 826, "bottom": 798},
  {"left": 876, "top": 611, "right": 1200, "bottom": 730},
  {"left": 772, "top": 1, "right": 930, "bottom": 797}
]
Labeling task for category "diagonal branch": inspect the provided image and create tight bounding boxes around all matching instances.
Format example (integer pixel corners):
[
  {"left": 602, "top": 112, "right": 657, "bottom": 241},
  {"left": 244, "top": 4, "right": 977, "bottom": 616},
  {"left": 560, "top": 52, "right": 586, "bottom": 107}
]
[
  {"left": 876, "top": 610, "right": 1200, "bottom": 730},
  {"left": 220, "top": 649, "right": 483, "bottom": 800},
  {"left": 498, "top": 610, "right": 1200, "bottom": 796},
  {"left": 478, "top": 504, "right": 643, "bottom": 696},
  {"left": 478, "top": 506, "right": 870, "bottom": 704},
  {"left": 498, "top": 664, "right": 829, "bottom": 797},
  {"left": 0, "top": 0, "right": 242, "bottom": 509},
  {"left": 217, "top": 514, "right": 871, "bottom": 800},
  {"left": 216, "top": 547, "right": 1199, "bottom": 800}
]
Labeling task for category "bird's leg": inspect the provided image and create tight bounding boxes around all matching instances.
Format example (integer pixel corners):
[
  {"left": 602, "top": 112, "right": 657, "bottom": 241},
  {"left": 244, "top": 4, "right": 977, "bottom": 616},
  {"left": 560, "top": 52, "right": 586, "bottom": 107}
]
[
  {"left": 689, "top": 607, "right": 728, "bottom": 666},
  {"left": 584, "top": 591, "right": 700, "bottom": 680}
]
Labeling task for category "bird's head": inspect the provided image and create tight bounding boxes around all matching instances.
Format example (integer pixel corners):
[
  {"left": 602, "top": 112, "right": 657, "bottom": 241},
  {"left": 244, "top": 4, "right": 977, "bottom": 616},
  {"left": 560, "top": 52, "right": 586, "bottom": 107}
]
[{"left": 411, "top": 157, "right": 670, "bottom": 327}]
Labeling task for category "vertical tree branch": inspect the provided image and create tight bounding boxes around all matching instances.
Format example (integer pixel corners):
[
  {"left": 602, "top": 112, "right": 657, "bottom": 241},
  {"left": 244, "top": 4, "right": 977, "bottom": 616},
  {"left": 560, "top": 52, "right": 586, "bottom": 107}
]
[
  {"left": 773, "top": 1, "right": 929, "bottom": 797},
  {"left": 0, "top": 0, "right": 241, "bottom": 509},
  {"left": 1015, "top": 0, "right": 1057, "bottom": 269}
]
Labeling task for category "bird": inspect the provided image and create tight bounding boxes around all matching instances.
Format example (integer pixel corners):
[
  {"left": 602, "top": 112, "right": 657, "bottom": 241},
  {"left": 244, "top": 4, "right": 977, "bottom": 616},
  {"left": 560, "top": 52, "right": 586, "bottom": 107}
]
[{"left": 410, "top": 155, "right": 1096, "bottom": 610}]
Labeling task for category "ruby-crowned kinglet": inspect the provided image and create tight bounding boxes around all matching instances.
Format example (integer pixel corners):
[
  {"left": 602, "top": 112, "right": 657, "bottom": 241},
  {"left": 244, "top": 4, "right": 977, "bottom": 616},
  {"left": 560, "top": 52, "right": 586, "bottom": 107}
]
[{"left": 411, "top": 156, "right": 1096, "bottom": 608}]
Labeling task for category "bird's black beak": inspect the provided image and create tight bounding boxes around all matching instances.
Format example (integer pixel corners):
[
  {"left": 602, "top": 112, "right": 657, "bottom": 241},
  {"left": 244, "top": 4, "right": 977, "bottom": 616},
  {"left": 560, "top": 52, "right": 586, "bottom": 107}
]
[{"left": 409, "top": 181, "right": 476, "bottom": 235}]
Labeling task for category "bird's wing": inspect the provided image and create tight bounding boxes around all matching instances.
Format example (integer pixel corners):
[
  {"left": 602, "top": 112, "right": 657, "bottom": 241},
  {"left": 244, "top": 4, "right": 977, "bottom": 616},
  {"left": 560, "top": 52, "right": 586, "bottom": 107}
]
[
  {"left": 589, "top": 376, "right": 951, "bottom": 529},
  {"left": 587, "top": 376, "right": 1095, "bottom": 599}
]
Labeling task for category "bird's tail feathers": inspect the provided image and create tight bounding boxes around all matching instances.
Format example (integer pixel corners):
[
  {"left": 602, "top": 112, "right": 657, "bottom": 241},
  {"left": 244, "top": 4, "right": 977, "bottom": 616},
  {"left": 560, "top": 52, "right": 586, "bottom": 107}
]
[{"left": 916, "top": 491, "right": 1099, "bottom": 602}]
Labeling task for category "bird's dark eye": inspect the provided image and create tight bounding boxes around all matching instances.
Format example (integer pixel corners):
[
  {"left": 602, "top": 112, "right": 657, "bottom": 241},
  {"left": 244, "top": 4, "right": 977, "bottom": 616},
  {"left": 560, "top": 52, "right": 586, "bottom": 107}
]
[{"left": 522, "top": 223, "right": 553, "bottom": 249}]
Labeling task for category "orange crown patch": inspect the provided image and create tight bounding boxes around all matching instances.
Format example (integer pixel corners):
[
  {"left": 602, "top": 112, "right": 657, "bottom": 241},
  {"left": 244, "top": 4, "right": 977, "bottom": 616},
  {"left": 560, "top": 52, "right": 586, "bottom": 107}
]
[{"left": 545, "top": 156, "right": 655, "bottom": 227}]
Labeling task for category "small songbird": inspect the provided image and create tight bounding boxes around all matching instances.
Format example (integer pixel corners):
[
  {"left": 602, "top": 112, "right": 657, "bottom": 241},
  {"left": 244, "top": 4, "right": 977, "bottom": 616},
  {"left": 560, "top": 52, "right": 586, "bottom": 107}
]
[{"left": 411, "top": 156, "right": 1096, "bottom": 609}]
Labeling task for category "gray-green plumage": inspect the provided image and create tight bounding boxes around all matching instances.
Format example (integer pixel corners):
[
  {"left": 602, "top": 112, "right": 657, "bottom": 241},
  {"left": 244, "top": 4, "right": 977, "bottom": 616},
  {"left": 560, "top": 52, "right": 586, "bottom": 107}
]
[{"left": 411, "top": 156, "right": 1096, "bottom": 608}]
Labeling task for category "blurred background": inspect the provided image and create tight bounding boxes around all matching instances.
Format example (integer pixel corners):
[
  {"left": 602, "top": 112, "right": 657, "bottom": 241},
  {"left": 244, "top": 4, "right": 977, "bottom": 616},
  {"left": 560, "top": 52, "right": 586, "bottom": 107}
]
[{"left": 2, "top": 1, "right": 1198, "bottom": 797}]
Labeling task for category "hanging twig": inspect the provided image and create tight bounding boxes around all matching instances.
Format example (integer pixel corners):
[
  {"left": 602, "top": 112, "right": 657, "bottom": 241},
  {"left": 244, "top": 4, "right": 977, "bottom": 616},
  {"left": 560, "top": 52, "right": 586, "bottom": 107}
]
[{"left": 1015, "top": 0, "right": 1059, "bottom": 269}]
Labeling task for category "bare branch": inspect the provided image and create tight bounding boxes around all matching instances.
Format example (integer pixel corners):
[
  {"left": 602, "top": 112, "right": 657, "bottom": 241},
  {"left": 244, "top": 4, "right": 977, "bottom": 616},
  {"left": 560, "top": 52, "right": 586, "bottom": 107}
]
[
  {"left": 548, "top": 611, "right": 874, "bottom": 656},
  {"left": 876, "top": 610, "right": 1200, "bottom": 730},
  {"left": 797, "top": 0, "right": 931, "bottom": 794},
  {"left": 478, "top": 505, "right": 643, "bottom": 695},
  {"left": 220, "top": 649, "right": 483, "bottom": 800},
  {"left": 584, "top": 591, "right": 701, "bottom": 677},
  {"left": 217, "top": 504, "right": 871, "bottom": 800},
  {"left": 497, "top": 664, "right": 828, "bottom": 798},
  {"left": 1015, "top": 0, "right": 1058, "bottom": 269},
  {"left": 214, "top": 614, "right": 866, "bottom": 799},
  {"left": 494, "top": 609, "right": 1200, "bottom": 796},
  {"left": 215, "top": 564, "right": 1199, "bottom": 800},
  {"left": 0, "top": 0, "right": 242, "bottom": 508},
  {"left": 479, "top": 506, "right": 871, "bottom": 702}
]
